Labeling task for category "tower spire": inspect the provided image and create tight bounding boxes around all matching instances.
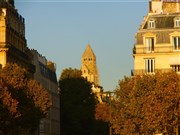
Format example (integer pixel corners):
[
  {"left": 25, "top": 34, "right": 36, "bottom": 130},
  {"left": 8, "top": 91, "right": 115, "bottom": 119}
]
[
  {"left": 81, "top": 44, "right": 99, "bottom": 86},
  {"left": 82, "top": 43, "right": 96, "bottom": 59}
]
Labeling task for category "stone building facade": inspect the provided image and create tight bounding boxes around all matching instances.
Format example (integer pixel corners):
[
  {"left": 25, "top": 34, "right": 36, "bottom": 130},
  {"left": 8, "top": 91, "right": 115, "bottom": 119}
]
[
  {"left": 133, "top": 0, "right": 180, "bottom": 75},
  {"left": 0, "top": 1, "right": 60, "bottom": 134},
  {"left": 31, "top": 50, "right": 60, "bottom": 135},
  {"left": 133, "top": 1, "right": 180, "bottom": 134},
  {"left": 81, "top": 44, "right": 108, "bottom": 103},
  {"left": 0, "top": 0, "right": 35, "bottom": 73}
]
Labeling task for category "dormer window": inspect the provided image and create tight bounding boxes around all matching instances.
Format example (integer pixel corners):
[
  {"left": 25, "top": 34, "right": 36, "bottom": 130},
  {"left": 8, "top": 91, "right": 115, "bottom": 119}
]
[
  {"left": 174, "top": 17, "right": 180, "bottom": 27},
  {"left": 148, "top": 19, "right": 155, "bottom": 29}
]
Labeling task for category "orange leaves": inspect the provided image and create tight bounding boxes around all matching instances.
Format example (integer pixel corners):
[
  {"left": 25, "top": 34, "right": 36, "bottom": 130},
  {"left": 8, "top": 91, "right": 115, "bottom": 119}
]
[
  {"left": 0, "top": 63, "right": 28, "bottom": 89},
  {"left": 27, "top": 79, "right": 52, "bottom": 115},
  {"left": 0, "top": 63, "right": 52, "bottom": 116},
  {"left": 0, "top": 78, "right": 20, "bottom": 117},
  {"left": 0, "top": 63, "right": 52, "bottom": 133},
  {"left": 95, "top": 103, "right": 110, "bottom": 122},
  {"left": 2, "top": 90, "right": 19, "bottom": 114},
  {"left": 112, "top": 72, "right": 180, "bottom": 134}
]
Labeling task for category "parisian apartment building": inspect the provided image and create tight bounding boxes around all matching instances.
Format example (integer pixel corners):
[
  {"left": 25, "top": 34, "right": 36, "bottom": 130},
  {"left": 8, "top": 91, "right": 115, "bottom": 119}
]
[
  {"left": 0, "top": 0, "right": 35, "bottom": 74},
  {"left": 0, "top": 1, "right": 60, "bottom": 135},
  {"left": 133, "top": 0, "right": 180, "bottom": 75},
  {"left": 132, "top": 1, "right": 180, "bottom": 134},
  {"left": 31, "top": 50, "right": 60, "bottom": 135}
]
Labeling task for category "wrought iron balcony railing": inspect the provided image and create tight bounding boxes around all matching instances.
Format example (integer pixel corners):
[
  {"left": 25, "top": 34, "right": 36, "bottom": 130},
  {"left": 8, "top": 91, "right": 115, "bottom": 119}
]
[
  {"left": 133, "top": 46, "right": 180, "bottom": 54},
  {"left": 131, "top": 68, "right": 179, "bottom": 76}
]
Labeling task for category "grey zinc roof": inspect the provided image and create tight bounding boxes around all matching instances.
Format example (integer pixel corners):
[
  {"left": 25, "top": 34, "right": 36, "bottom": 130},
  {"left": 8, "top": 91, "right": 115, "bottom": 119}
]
[
  {"left": 135, "top": 13, "right": 180, "bottom": 45},
  {"left": 143, "top": 13, "right": 180, "bottom": 29}
]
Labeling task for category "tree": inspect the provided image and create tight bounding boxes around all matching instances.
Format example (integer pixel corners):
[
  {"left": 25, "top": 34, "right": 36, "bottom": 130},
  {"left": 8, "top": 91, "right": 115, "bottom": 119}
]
[
  {"left": 94, "top": 103, "right": 110, "bottom": 135},
  {"left": 0, "top": 63, "right": 51, "bottom": 134},
  {"left": 59, "top": 68, "right": 96, "bottom": 135},
  {"left": 111, "top": 72, "right": 180, "bottom": 135},
  {"left": 60, "top": 68, "right": 82, "bottom": 80},
  {"left": 95, "top": 103, "right": 110, "bottom": 122}
]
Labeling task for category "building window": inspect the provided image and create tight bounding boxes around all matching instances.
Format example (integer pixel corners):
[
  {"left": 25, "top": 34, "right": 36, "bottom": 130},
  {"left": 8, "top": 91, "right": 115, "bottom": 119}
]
[
  {"left": 145, "top": 37, "right": 154, "bottom": 52},
  {"left": 173, "top": 37, "right": 180, "bottom": 51},
  {"left": 145, "top": 59, "right": 155, "bottom": 73},
  {"left": 148, "top": 20, "right": 155, "bottom": 28},
  {"left": 171, "top": 65, "right": 180, "bottom": 73},
  {"left": 175, "top": 18, "right": 180, "bottom": 27}
]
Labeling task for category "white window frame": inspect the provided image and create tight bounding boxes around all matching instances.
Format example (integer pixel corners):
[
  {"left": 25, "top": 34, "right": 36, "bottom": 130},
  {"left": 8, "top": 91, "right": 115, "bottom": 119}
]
[
  {"left": 145, "top": 37, "right": 154, "bottom": 52},
  {"left": 173, "top": 36, "right": 180, "bottom": 51},
  {"left": 175, "top": 18, "right": 180, "bottom": 27},
  {"left": 171, "top": 65, "right": 180, "bottom": 73},
  {"left": 148, "top": 20, "right": 155, "bottom": 29},
  {"left": 145, "top": 59, "right": 155, "bottom": 73}
]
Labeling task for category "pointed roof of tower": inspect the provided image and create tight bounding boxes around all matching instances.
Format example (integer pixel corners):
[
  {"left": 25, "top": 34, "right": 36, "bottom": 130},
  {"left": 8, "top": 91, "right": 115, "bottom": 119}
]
[{"left": 82, "top": 44, "right": 96, "bottom": 58}]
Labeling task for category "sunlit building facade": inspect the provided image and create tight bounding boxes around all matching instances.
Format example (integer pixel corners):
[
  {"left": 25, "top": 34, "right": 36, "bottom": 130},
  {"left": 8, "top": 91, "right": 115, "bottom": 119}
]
[
  {"left": 81, "top": 44, "right": 99, "bottom": 86},
  {"left": 0, "top": 1, "right": 60, "bottom": 134},
  {"left": 133, "top": 0, "right": 180, "bottom": 75},
  {"left": 132, "top": 1, "right": 180, "bottom": 134},
  {"left": 0, "top": 0, "right": 35, "bottom": 73}
]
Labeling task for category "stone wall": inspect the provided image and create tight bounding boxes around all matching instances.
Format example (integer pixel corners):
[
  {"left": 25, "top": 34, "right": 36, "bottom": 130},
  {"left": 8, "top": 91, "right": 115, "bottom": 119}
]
[{"left": 163, "top": 2, "right": 180, "bottom": 13}]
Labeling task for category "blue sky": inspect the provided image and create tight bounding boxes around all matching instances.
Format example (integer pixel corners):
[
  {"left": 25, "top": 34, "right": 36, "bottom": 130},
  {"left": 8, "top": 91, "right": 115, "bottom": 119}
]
[{"left": 15, "top": 0, "right": 149, "bottom": 91}]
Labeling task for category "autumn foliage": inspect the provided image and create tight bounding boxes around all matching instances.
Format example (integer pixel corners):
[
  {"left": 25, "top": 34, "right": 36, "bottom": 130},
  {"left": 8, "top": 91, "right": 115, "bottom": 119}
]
[
  {"left": 59, "top": 68, "right": 110, "bottom": 135},
  {"left": 0, "top": 63, "right": 51, "bottom": 134},
  {"left": 95, "top": 103, "right": 110, "bottom": 122},
  {"left": 59, "top": 68, "right": 97, "bottom": 135},
  {"left": 111, "top": 72, "right": 180, "bottom": 135}
]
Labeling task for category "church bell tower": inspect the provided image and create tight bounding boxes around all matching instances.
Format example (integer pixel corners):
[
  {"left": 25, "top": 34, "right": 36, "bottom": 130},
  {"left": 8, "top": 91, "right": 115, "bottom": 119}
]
[{"left": 81, "top": 44, "right": 99, "bottom": 86}]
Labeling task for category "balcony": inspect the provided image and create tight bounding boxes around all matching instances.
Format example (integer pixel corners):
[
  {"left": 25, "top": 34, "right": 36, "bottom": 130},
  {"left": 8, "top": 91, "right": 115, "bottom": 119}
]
[
  {"left": 131, "top": 68, "right": 176, "bottom": 76},
  {"left": 133, "top": 46, "right": 180, "bottom": 54},
  {"left": 9, "top": 45, "right": 29, "bottom": 60}
]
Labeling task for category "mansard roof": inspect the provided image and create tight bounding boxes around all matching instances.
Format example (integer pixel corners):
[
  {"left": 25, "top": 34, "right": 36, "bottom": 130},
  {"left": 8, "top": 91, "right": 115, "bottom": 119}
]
[
  {"left": 82, "top": 44, "right": 96, "bottom": 58},
  {"left": 142, "top": 13, "right": 180, "bottom": 29}
]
